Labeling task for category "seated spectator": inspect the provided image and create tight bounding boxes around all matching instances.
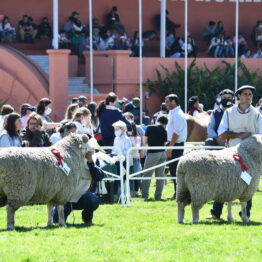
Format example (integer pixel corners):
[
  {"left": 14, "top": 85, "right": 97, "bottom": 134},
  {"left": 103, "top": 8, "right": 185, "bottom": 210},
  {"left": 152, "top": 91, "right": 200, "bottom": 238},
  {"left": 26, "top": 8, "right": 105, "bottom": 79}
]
[
  {"left": 224, "top": 36, "right": 234, "bottom": 57},
  {"left": 0, "top": 113, "right": 23, "bottom": 148},
  {"left": 21, "top": 112, "right": 51, "bottom": 147},
  {"left": 180, "top": 35, "right": 198, "bottom": 58},
  {"left": 0, "top": 104, "right": 14, "bottom": 133},
  {"left": 208, "top": 34, "right": 223, "bottom": 57},
  {"left": 188, "top": 96, "right": 200, "bottom": 118},
  {"left": 98, "top": 32, "right": 114, "bottom": 51},
  {"left": 213, "top": 34, "right": 225, "bottom": 57},
  {"left": 113, "top": 34, "right": 130, "bottom": 50},
  {"left": 252, "top": 46, "right": 262, "bottom": 58},
  {"left": 255, "top": 21, "right": 262, "bottom": 48},
  {"left": 92, "top": 28, "right": 101, "bottom": 50},
  {"left": 58, "top": 30, "right": 71, "bottom": 49},
  {"left": 203, "top": 21, "right": 216, "bottom": 43},
  {"left": 240, "top": 49, "right": 251, "bottom": 58},
  {"left": 28, "top": 17, "right": 38, "bottom": 39},
  {"left": 18, "top": 15, "right": 35, "bottom": 42},
  {"left": 20, "top": 104, "right": 36, "bottom": 129},
  {"left": 50, "top": 121, "right": 76, "bottom": 144},
  {"left": 106, "top": 6, "right": 120, "bottom": 29},
  {"left": 0, "top": 16, "right": 16, "bottom": 42},
  {"left": 37, "top": 17, "right": 52, "bottom": 39},
  {"left": 233, "top": 32, "right": 249, "bottom": 56},
  {"left": 169, "top": 36, "right": 183, "bottom": 57},
  {"left": 215, "top": 21, "right": 225, "bottom": 37},
  {"left": 166, "top": 31, "right": 176, "bottom": 56},
  {"left": 130, "top": 31, "right": 144, "bottom": 57}
]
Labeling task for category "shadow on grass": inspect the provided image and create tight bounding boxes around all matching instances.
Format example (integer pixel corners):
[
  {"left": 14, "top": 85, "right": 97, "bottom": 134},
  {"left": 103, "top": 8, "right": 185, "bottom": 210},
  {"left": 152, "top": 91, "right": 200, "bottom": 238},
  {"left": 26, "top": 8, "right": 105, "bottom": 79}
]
[
  {"left": 0, "top": 223, "right": 105, "bottom": 232},
  {"left": 182, "top": 220, "right": 262, "bottom": 226}
]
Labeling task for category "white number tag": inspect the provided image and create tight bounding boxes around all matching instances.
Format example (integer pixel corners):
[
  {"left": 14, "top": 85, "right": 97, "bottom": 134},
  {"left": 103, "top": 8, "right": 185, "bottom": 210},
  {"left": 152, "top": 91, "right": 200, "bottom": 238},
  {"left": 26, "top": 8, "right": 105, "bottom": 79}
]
[
  {"left": 240, "top": 171, "right": 252, "bottom": 185},
  {"left": 59, "top": 160, "right": 71, "bottom": 176}
]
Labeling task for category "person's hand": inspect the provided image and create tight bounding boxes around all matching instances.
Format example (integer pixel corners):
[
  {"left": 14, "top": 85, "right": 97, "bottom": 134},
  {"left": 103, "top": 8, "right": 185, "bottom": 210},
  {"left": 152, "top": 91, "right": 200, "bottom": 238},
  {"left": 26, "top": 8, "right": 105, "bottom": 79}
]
[
  {"left": 166, "top": 149, "right": 172, "bottom": 159},
  {"left": 238, "top": 132, "right": 251, "bottom": 140},
  {"left": 85, "top": 151, "right": 93, "bottom": 163}
]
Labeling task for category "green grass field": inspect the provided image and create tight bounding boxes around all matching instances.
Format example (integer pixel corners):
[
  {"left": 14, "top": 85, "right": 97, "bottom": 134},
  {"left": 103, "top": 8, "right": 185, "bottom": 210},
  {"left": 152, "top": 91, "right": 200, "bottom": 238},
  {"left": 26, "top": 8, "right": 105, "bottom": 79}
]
[{"left": 0, "top": 181, "right": 262, "bottom": 262}]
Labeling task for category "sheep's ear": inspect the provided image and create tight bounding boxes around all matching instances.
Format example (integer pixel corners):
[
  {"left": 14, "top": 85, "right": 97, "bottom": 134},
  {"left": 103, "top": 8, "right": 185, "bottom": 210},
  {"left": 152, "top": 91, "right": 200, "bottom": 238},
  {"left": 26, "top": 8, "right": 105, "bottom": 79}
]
[{"left": 82, "top": 134, "right": 89, "bottom": 144}]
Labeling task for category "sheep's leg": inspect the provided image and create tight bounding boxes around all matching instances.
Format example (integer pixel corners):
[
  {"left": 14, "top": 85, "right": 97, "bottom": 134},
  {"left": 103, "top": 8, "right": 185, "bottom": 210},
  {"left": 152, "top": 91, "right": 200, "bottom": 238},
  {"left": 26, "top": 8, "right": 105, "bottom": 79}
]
[
  {"left": 191, "top": 204, "right": 201, "bottom": 224},
  {"left": 240, "top": 202, "right": 249, "bottom": 223},
  {"left": 177, "top": 202, "right": 186, "bottom": 224},
  {"left": 0, "top": 195, "right": 7, "bottom": 207},
  {"left": 6, "top": 200, "right": 22, "bottom": 230},
  {"left": 47, "top": 203, "right": 54, "bottom": 227},
  {"left": 227, "top": 201, "right": 234, "bottom": 222},
  {"left": 57, "top": 205, "right": 67, "bottom": 227}
]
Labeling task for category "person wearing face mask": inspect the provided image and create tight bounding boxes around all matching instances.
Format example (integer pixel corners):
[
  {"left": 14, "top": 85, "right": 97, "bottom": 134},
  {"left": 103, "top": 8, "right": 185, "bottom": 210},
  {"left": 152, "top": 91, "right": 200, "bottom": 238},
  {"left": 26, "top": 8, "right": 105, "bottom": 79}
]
[
  {"left": 72, "top": 107, "right": 93, "bottom": 137},
  {"left": 206, "top": 85, "right": 262, "bottom": 221},
  {"left": 205, "top": 89, "right": 235, "bottom": 147},
  {"left": 256, "top": 97, "right": 262, "bottom": 115},
  {"left": 97, "top": 92, "right": 131, "bottom": 146}
]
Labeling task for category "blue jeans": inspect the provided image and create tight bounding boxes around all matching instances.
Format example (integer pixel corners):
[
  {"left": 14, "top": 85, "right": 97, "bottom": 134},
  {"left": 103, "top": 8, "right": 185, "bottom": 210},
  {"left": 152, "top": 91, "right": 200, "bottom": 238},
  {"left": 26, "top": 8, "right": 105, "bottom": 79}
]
[
  {"left": 130, "top": 158, "right": 142, "bottom": 192},
  {"left": 211, "top": 199, "right": 252, "bottom": 218},
  {"left": 53, "top": 192, "right": 100, "bottom": 223}
]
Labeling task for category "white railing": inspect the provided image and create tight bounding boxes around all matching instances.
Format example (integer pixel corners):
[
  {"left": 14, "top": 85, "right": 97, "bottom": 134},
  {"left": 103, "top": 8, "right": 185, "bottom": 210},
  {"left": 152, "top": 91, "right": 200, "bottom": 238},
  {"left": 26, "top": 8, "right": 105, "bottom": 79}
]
[{"left": 125, "top": 145, "right": 225, "bottom": 206}]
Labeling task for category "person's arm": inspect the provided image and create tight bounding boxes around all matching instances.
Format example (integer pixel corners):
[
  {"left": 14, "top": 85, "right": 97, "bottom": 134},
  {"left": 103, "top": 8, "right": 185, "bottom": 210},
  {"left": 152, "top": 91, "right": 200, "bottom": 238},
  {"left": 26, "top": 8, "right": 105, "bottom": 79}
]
[
  {"left": 0, "top": 134, "right": 12, "bottom": 148},
  {"left": 257, "top": 114, "right": 262, "bottom": 134},
  {"left": 207, "top": 113, "right": 218, "bottom": 138},
  {"left": 218, "top": 112, "right": 250, "bottom": 140},
  {"left": 86, "top": 152, "right": 105, "bottom": 181}
]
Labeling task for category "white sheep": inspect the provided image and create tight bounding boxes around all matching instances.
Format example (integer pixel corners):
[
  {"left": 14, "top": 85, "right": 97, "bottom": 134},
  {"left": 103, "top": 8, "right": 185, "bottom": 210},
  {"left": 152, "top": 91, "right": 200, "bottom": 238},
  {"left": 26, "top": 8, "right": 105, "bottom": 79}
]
[
  {"left": 176, "top": 135, "right": 262, "bottom": 224},
  {"left": 0, "top": 134, "right": 92, "bottom": 230}
]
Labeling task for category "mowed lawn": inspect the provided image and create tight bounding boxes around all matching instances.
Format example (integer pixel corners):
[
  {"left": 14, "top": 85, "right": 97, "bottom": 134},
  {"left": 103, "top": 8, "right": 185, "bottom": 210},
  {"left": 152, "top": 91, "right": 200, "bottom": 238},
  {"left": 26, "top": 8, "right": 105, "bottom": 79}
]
[{"left": 0, "top": 181, "right": 262, "bottom": 262}]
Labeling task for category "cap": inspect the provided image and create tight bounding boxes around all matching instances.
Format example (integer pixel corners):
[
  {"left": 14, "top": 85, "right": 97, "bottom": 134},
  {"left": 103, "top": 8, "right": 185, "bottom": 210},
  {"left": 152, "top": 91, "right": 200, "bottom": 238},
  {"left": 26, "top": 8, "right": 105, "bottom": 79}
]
[
  {"left": 189, "top": 96, "right": 199, "bottom": 103},
  {"left": 219, "top": 89, "right": 234, "bottom": 97},
  {"left": 78, "top": 95, "right": 87, "bottom": 101},
  {"left": 235, "top": 85, "right": 256, "bottom": 96}
]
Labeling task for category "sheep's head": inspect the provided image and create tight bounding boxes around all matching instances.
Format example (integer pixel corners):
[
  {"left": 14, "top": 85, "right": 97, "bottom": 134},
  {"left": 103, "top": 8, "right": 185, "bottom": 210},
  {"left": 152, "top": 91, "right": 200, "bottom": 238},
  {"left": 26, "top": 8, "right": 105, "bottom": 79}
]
[{"left": 238, "top": 134, "right": 262, "bottom": 158}]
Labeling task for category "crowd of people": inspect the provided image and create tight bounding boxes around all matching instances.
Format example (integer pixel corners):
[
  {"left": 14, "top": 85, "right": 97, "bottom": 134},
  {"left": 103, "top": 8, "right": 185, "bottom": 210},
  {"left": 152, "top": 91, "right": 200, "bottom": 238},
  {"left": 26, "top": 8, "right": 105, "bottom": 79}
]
[
  {"left": 1, "top": 9, "right": 262, "bottom": 58},
  {"left": 1, "top": 85, "right": 262, "bottom": 224}
]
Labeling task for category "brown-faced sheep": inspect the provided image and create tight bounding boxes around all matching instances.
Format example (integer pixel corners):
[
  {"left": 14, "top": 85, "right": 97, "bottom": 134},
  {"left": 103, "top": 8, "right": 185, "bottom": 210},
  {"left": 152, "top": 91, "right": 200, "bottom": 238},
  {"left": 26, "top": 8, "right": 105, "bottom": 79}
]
[
  {"left": 176, "top": 135, "right": 262, "bottom": 224},
  {"left": 0, "top": 134, "right": 92, "bottom": 230}
]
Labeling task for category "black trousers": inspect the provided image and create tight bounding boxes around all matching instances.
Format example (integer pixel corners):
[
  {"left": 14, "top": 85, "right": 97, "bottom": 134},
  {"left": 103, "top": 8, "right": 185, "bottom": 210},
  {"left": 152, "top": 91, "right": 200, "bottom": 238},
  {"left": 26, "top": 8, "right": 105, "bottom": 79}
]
[{"left": 168, "top": 142, "right": 184, "bottom": 192}]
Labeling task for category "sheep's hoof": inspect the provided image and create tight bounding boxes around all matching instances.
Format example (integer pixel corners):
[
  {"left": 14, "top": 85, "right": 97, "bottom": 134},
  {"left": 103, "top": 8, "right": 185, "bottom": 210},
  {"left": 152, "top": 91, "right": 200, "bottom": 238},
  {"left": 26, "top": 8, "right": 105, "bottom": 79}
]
[
  {"left": 242, "top": 217, "right": 250, "bottom": 223},
  {"left": 227, "top": 216, "right": 234, "bottom": 223},
  {"left": 7, "top": 225, "right": 15, "bottom": 231},
  {"left": 47, "top": 222, "right": 54, "bottom": 227},
  {"left": 59, "top": 222, "right": 67, "bottom": 228},
  {"left": 178, "top": 221, "right": 184, "bottom": 224}
]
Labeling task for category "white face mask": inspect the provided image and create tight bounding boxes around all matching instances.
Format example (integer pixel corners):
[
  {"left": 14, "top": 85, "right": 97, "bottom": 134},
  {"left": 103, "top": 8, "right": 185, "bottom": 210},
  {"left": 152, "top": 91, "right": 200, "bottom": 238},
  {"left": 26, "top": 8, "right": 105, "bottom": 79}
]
[
  {"left": 45, "top": 108, "right": 52, "bottom": 115},
  {"left": 114, "top": 129, "right": 123, "bottom": 137}
]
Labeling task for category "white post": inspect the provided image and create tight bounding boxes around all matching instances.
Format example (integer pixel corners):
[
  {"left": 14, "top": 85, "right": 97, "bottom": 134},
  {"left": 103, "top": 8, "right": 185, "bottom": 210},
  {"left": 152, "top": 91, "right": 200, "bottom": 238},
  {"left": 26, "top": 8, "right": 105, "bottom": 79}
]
[
  {"left": 234, "top": 0, "right": 239, "bottom": 93},
  {"left": 89, "top": 0, "right": 94, "bottom": 102},
  {"left": 139, "top": 0, "right": 143, "bottom": 125},
  {"left": 160, "top": 0, "right": 166, "bottom": 58},
  {"left": 52, "top": 0, "right": 59, "bottom": 49},
  {"left": 184, "top": 0, "right": 188, "bottom": 113}
]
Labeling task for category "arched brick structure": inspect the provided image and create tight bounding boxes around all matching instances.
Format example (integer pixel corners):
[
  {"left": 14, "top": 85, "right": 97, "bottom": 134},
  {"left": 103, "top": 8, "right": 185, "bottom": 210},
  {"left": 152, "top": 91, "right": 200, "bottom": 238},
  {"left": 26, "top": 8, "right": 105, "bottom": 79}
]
[{"left": 0, "top": 45, "right": 49, "bottom": 111}]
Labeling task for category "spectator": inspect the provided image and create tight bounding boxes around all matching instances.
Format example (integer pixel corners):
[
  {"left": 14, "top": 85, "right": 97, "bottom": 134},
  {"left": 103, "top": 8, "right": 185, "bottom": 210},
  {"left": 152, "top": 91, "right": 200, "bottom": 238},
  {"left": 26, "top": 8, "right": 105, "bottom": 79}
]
[
  {"left": 180, "top": 35, "right": 198, "bottom": 58},
  {"left": 0, "top": 16, "right": 16, "bottom": 42},
  {"left": 64, "top": 103, "right": 79, "bottom": 121},
  {"left": 233, "top": 32, "right": 249, "bottom": 56},
  {"left": 165, "top": 94, "right": 187, "bottom": 200},
  {"left": 203, "top": 21, "right": 216, "bottom": 42},
  {"left": 124, "top": 97, "right": 141, "bottom": 124},
  {"left": 224, "top": 36, "right": 234, "bottom": 57},
  {"left": 152, "top": 102, "right": 168, "bottom": 124},
  {"left": 37, "top": 17, "right": 52, "bottom": 39},
  {"left": 98, "top": 32, "right": 114, "bottom": 51},
  {"left": 130, "top": 31, "right": 144, "bottom": 57},
  {"left": 79, "top": 35, "right": 91, "bottom": 54},
  {"left": 166, "top": 31, "right": 176, "bottom": 56},
  {"left": 208, "top": 34, "right": 223, "bottom": 57},
  {"left": 37, "top": 98, "right": 53, "bottom": 122},
  {"left": 21, "top": 112, "right": 51, "bottom": 147},
  {"left": 0, "top": 104, "right": 14, "bottom": 133},
  {"left": 107, "top": 6, "right": 120, "bottom": 29},
  {"left": 113, "top": 34, "right": 130, "bottom": 50},
  {"left": 78, "top": 96, "right": 87, "bottom": 107},
  {"left": 255, "top": 21, "right": 262, "bottom": 48},
  {"left": 188, "top": 96, "right": 200, "bottom": 117},
  {"left": 50, "top": 121, "right": 76, "bottom": 144},
  {"left": 215, "top": 21, "right": 225, "bottom": 36},
  {"left": 63, "top": 16, "right": 75, "bottom": 38},
  {"left": 71, "top": 31, "right": 84, "bottom": 55},
  {"left": 28, "top": 17, "right": 38, "bottom": 40},
  {"left": 93, "top": 28, "right": 101, "bottom": 50},
  {"left": 0, "top": 113, "right": 23, "bottom": 148},
  {"left": 18, "top": 15, "right": 35, "bottom": 42},
  {"left": 58, "top": 30, "right": 71, "bottom": 49},
  {"left": 240, "top": 49, "right": 251, "bottom": 58},
  {"left": 252, "top": 46, "right": 262, "bottom": 58},
  {"left": 87, "top": 102, "right": 99, "bottom": 131},
  {"left": 20, "top": 104, "right": 36, "bottom": 129},
  {"left": 53, "top": 150, "right": 101, "bottom": 226},
  {"left": 256, "top": 98, "right": 262, "bottom": 115},
  {"left": 71, "top": 11, "right": 86, "bottom": 35},
  {"left": 97, "top": 92, "right": 131, "bottom": 146},
  {"left": 72, "top": 107, "right": 93, "bottom": 137},
  {"left": 141, "top": 115, "right": 168, "bottom": 200},
  {"left": 129, "top": 121, "right": 142, "bottom": 197}
]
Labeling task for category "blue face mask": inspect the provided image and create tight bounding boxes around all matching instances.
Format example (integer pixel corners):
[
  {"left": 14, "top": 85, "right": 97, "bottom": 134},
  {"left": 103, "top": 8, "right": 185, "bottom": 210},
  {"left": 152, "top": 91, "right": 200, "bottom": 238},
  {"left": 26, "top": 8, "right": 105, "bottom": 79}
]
[
  {"left": 115, "top": 104, "right": 120, "bottom": 109},
  {"left": 114, "top": 129, "right": 122, "bottom": 137}
]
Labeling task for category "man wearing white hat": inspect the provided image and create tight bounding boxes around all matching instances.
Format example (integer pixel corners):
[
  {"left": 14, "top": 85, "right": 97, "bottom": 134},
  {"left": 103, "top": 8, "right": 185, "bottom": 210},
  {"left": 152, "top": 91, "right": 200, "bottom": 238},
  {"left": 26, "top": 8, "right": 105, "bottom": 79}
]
[{"left": 207, "top": 85, "right": 262, "bottom": 220}]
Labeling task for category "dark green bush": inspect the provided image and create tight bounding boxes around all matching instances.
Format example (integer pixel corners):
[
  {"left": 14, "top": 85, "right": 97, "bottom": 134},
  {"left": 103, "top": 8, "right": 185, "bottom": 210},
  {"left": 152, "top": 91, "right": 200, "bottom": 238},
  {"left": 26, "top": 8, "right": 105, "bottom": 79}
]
[{"left": 144, "top": 59, "right": 262, "bottom": 110}]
